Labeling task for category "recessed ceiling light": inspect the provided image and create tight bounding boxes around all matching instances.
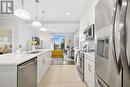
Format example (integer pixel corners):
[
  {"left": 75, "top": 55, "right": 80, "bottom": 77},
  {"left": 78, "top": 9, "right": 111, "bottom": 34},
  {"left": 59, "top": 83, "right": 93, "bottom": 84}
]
[{"left": 66, "top": 12, "right": 70, "bottom": 16}]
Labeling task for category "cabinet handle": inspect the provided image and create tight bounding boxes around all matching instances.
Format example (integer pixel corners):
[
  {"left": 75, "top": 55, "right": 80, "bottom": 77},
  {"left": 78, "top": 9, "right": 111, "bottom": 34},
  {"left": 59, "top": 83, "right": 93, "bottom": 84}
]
[{"left": 43, "top": 58, "right": 45, "bottom": 64}]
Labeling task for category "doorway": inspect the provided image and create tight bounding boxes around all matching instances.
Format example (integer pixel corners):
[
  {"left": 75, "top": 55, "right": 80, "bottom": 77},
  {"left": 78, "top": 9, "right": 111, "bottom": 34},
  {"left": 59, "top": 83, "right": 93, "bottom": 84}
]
[{"left": 52, "top": 34, "right": 65, "bottom": 51}]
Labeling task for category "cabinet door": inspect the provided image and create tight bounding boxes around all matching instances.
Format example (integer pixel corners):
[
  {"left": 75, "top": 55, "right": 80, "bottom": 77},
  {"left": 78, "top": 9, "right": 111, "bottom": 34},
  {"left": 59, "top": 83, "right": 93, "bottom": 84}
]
[
  {"left": 85, "top": 58, "right": 95, "bottom": 87},
  {"left": 37, "top": 55, "right": 41, "bottom": 83},
  {"left": 37, "top": 54, "right": 46, "bottom": 83},
  {"left": 44, "top": 51, "right": 51, "bottom": 70},
  {"left": 84, "top": 57, "right": 88, "bottom": 82},
  {"left": 37, "top": 51, "right": 52, "bottom": 84},
  {"left": 88, "top": 59, "right": 95, "bottom": 87}
]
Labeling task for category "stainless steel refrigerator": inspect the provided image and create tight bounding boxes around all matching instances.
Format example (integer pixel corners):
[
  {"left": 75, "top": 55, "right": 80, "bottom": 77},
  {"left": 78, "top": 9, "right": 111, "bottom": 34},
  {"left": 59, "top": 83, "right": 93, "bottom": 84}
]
[{"left": 95, "top": 0, "right": 130, "bottom": 87}]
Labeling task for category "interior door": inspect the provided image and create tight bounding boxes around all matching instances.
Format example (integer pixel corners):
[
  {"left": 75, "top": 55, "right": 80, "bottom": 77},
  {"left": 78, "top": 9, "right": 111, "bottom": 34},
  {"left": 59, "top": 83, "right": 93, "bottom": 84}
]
[{"left": 112, "top": 0, "right": 123, "bottom": 74}]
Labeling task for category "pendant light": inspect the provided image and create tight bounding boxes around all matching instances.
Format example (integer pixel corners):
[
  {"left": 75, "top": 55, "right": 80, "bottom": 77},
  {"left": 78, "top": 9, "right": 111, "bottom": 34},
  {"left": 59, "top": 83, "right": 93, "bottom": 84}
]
[
  {"left": 40, "top": 11, "right": 48, "bottom": 31},
  {"left": 40, "top": 24, "right": 48, "bottom": 31},
  {"left": 32, "top": 2, "right": 42, "bottom": 27},
  {"left": 14, "top": 0, "right": 31, "bottom": 20}
]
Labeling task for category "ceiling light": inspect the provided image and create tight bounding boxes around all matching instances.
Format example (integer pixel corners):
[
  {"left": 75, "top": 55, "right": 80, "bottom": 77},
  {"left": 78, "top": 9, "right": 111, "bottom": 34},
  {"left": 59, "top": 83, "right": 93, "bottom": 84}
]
[
  {"left": 14, "top": 9, "right": 31, "bottom": 20},
  {"left": 32, "top": 21, "right": 42, "bottom": 27},
  {"left": 40, "top": 27, "right": 48, "bottom": 31},
  {"left": 14, "top": 0, "right": 31, "bottom": 20},
  {"left": 66, "top": 12, "right": 70, "bottom": 16},
  {"left": 31, "top": 2, "right": 42, "bottom": 27}
]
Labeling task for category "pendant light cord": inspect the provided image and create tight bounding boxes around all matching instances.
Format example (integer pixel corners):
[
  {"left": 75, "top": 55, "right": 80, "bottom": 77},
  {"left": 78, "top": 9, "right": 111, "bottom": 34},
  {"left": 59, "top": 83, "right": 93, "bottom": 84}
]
[
  {"left": 21, "top": 0, "right": 24, "bottom": 8},
  {"left": 35, "top": 3, "right": 38, "bottom": 20},
  {"left": 42, "top": 10, "right": 45, "bottom": 27}
]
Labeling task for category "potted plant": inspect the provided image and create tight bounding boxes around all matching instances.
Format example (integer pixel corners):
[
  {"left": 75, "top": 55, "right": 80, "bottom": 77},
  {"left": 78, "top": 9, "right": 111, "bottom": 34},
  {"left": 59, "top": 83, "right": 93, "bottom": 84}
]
[{"left": 28, "top": 40, "right": 37, "bottom": 51}]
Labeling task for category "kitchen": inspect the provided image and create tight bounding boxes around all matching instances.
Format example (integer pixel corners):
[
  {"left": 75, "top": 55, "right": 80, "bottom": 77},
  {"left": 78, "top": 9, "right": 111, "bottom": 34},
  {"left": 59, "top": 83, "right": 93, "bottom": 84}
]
[{"left": 0, "top": 0, "right": 130, "bottom": 87}]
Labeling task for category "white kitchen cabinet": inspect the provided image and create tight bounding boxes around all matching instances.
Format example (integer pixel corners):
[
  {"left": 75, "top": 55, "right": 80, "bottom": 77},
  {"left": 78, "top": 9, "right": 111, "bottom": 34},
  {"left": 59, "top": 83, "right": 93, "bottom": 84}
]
[
  {"left": 0, "top": 65, "right": 17, "bottom": 87},
  {"left": 0, "top": 49, "right": 51, "bottom": 87},
  {"left": 37, "top": 51, "right": 52, "bottom": 84},
  {"left": 84, "top": 54, "right": 95, "bottom": 87}
]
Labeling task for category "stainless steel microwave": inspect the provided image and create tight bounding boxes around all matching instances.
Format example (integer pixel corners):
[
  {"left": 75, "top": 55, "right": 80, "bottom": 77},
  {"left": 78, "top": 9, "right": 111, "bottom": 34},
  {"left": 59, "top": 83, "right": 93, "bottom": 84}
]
[{"left": 84, "top": 24, "right": 94, "bottom": 40}]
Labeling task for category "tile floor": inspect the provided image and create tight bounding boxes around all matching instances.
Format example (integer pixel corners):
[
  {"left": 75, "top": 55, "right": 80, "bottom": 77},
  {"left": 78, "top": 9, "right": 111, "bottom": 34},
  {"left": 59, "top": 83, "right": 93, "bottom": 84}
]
[{"left": 38, "top": 65, "right": 87, "bottom": 87}]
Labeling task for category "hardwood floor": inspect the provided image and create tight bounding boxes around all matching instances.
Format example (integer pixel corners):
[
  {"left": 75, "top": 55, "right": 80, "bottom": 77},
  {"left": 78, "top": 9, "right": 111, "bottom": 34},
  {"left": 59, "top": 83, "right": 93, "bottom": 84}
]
[{"left": 38, "top": 65, "right": 87, "bottom": 87}]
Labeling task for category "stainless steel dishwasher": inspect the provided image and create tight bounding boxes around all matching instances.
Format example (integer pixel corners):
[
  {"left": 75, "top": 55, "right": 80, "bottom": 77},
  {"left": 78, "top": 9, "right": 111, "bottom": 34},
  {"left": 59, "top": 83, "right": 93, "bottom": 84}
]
[{"left": 17, "top": 58, "right": 37, "bottom": 87}]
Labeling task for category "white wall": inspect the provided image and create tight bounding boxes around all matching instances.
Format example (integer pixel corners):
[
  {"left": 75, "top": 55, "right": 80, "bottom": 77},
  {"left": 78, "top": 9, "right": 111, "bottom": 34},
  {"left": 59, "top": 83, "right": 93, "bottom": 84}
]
[
  {"left": 79, "top": 0, "right": 99, "bottom": 47},
  {"left": 38, "top": 31, "right": 52, "bottom": 49},
  {"left": 0, "top": 17, "right": 38, "bottom": 51},
  {"left": 18, "top": 20, "right": 38, "bottom": 50},
  {"left": 46, "top": 24, "right": 79, "bottom": 33}
]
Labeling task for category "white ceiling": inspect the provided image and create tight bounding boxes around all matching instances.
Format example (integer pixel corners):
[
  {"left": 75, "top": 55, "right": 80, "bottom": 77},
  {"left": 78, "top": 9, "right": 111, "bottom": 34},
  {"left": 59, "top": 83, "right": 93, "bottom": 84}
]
[
  {"left": 15, "top": 0, "right": 89, "bottom": 33},
  {"left": 28, "top": 23, "right": 79, "bottom": 33}
]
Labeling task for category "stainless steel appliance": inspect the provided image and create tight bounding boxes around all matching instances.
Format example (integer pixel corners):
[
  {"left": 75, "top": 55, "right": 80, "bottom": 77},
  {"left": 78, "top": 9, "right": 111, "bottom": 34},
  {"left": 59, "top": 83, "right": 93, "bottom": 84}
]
[
  {"left": 95, "top": 27, "right": 122, "bottom": 87},
  {"left": 115, "top": 0, "right": 130, "bottom": 86},
  {"left": 76, "top": 51, "right": 85, "bottom": 81},
  {"left": 95, "top": 0, "right": 130, "bottom": 87},
  {"left": 18, "top": 58, "right": 37, "bottom": 87},
  {"left": 84, "top": 24, "right": 95, "bottom": 40}
]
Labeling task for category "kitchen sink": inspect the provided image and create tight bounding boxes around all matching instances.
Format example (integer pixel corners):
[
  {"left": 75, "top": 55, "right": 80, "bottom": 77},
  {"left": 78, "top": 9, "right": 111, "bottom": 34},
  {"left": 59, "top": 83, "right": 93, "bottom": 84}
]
[{"left": 27, "top": 51, "right": 41, "bottom": 54}]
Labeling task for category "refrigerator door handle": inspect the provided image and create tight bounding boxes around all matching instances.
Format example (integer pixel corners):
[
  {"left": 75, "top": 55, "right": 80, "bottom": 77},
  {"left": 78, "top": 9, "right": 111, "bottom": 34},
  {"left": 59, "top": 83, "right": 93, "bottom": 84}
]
[
  {"left": 95, "top": 75, "right": 109, "bottom": 87},
  {"left": 96, "top": 78, "right": 104, "bottom": 87},
  {"left": 112, "top": 0, "right": 122, "bottom": 74},
  {"left": 120, "top": 0, "right": 130, "bottom": 79}
]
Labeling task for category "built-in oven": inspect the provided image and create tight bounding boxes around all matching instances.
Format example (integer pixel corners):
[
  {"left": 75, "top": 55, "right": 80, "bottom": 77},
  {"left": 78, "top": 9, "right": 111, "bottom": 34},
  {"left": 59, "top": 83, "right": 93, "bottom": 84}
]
[{"left": 76, "top": 51, "right": 85, "bottom": 81}]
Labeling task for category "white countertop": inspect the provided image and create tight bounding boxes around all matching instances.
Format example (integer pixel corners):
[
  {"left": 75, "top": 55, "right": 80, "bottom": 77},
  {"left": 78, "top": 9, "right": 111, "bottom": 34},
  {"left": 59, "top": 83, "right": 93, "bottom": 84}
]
[{"left": 0, "top": 49, "right": 51, "bottom": 65}]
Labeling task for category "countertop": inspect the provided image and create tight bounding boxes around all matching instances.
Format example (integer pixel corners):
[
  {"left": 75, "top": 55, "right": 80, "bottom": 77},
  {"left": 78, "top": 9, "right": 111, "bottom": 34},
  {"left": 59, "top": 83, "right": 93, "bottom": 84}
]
[{"left": 0, "top": 49, "right": 51, "bottom": 65}]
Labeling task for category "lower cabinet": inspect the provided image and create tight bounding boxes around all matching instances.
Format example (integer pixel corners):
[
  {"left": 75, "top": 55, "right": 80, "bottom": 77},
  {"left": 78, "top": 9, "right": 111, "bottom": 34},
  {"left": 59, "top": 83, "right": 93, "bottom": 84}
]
[
  {"left": 0, "top": 50, "right": 52, "bottom": 87},
  {"left": 37, "top": 51, "right": 52, "bottom": 84},
  {"left": 85, "top": 56, "right": 95, "bottom": 87}
]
